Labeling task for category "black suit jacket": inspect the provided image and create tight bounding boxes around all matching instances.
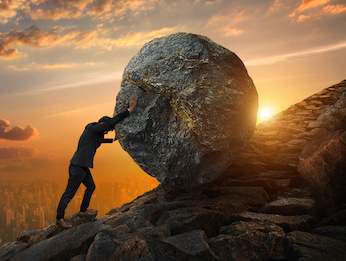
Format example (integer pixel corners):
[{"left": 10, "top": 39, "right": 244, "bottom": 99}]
[{"left": 70, "top": 110, "right": 130, "bottom": 168}]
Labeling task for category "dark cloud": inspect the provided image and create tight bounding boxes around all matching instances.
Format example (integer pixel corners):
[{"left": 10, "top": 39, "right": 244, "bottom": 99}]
[
  {"left": 27, "top": 0, "right": 162, "bottom": 20},
  {"left": 0, "top": 26, "right": 81, "bottom": 59},
  {"left": 0, "top": 119, "right": 38, "bottom": 140},
  {"left": 0, "top": 146, "right": 37, "bottom": 159}
]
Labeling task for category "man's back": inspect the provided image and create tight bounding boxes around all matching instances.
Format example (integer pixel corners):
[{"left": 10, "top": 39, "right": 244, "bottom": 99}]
[{"left": 70, "top": 123, "right": 104, "bottom": 168}]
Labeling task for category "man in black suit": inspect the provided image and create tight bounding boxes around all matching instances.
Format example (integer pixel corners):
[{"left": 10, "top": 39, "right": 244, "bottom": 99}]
[{"left": 56, "top": 94, "right": 138, "bottom": 228}]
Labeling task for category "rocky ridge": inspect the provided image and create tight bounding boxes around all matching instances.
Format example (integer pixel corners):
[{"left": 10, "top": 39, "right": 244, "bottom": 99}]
[{"left": 1, "top": 80, "right": 345, "bottom": 260}]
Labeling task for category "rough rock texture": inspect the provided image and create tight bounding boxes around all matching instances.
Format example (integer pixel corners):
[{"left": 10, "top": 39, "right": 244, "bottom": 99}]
[
  {"left": 298, "top": 129, "right": 346, "bottom": 211},
  {"left": 209, "top": 221, "right": 285, "bottom": 261},
  {"left": 2, "top": 80, "right": 346, "bottom": 261},
  {"left": 115, "top": 32, "right": 258, "bottom": 186},
  {"left": 318, "top": 91, "right": 346, "bottom": 131},
  {"left": 85, "top": 232, "right": 117, "bottom": 261},
  {"left": 312, "top": 226, "right": 346, "bottom": 242},
  {"left": 163, "top": 230, "right": 220, "bottom": 260},
  {"left": 230, "top": 211, "right": 316, "bottom": 233},
  {"left": 10, "top": 221, "right": 102, "bottom": 261},
  {"left": 0, "top": 242, "right": 28, "bottom": 261},
  {"left": 261, "top": 197, "right": 316, "bottom": 216},
  {"left": 298, "top": 91, "right": 346, "bottom": 211},
  {"left": 16, "top": 211, "right": 98, "bottom": 247},
  {"left": 284, "top": 230, "right": 346, "bottom": 260}
]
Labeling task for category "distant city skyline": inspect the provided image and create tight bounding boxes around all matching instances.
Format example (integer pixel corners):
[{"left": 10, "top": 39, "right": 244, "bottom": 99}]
[{"left": 0, "top": 178, "right": 158, "bottom": 246}]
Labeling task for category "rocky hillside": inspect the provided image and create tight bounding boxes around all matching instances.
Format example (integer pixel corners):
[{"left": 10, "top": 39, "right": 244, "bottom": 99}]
[{"left": 1, "top": 80, "right": 345, "bottom": 261}]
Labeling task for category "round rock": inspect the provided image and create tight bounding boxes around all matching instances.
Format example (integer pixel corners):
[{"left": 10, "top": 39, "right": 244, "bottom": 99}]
[{"left": 115, "top": 32, "right": 258, "bottom": 186}]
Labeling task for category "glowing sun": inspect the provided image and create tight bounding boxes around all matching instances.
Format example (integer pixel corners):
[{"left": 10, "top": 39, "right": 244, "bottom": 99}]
[{"left": 258, "top": 107, "right": 275, "bottom": 123}]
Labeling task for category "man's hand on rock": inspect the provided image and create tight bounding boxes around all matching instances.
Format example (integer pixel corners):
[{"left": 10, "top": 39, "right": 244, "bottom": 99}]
[
  {"left": 114, "top": 130, "right": 119, "bottom": 141},
  {"left": 129, "top": 94, "right": 138, "bottom": 113}
]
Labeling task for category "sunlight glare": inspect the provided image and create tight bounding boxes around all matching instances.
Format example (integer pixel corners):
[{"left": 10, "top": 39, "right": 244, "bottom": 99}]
[{"left": 258, "top": 106, "right": 275, "bottom": 123}]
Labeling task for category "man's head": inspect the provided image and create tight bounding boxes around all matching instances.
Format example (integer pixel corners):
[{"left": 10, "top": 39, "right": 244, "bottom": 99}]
[
  {"left": 98, "top": 116, "right": 114, "bottom": 133},
  {"left": 98, "top": 116, "right": 112, "bottom": 124}
]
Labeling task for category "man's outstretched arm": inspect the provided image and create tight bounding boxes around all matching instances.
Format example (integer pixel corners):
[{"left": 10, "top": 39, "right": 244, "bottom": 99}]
[
  {"left": 89, "top": 94, "right": 138, "bottom": 134},
  {"left": 102, "top": 130, "right": 119, "bottom": 143}
]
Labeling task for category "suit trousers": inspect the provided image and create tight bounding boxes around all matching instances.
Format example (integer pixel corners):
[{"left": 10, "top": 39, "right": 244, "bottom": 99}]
[{"left": 56, "top": 163, "right": 96, "bottom": 220}]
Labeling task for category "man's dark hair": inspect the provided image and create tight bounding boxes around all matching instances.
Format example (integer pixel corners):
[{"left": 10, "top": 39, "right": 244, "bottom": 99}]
[{"left": 98, "top": 116, "right": 112, "bottom": 123}]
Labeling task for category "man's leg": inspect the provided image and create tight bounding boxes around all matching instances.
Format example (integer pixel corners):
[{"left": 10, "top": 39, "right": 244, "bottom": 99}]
[
  {"left": 79, "top": 167, "right": 96, "bottom": 214},
  {"left": 56, "top": 164, "right": 86, "bottom": 221}
]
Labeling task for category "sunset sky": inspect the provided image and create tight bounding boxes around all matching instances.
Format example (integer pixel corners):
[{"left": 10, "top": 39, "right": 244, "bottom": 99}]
[{"left": 1, "top": 0, "right": 345, "bottom": 183}]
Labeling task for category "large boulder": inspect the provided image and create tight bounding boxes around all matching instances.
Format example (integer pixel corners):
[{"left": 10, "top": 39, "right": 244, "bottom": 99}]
[{"left": 115, "top": 32, "right": 258, "bottom": 186}]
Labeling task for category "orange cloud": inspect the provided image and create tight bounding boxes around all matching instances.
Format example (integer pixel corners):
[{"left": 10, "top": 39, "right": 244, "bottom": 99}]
[
  {"left": 297, "top": 0, "right": 331, "bottom": 11},
  {"left": 28, "top": 0, "right": 93, "bottom": 20},
  {"left": 222, "top": 27, "right": 244, "bottom": 36},
  {"left": 0, "top": 0, "right": 26, "bottom": 23},
  {"left": 1, "top": 22, "right": 179, "bottom": 59},
  {"left": 207, "top": 11, "right": 245, "bottom": 37},
  {"left": 30, "top": 7, "right": 83, "bottom": 20},
  {"left": 113, "top": 0, "right": 162, "bottom": 18},
  {"left": 111, "top": 27, "right": 181, "bottom": 47},
  {"left": 25, "top": 0, "right": 162, "bottom": 21},
  {"left": 290, "top": 0, "right": 331, "bottom": 19},
  {"left": 74, "top": 26, "right": 181, "bottom": 50},
  {"left": 41, "top": 62, "right": 97, "bottom": 69},
  {"left": 87, "top": 0, "right": 114, "bottom": 17},
  {"left": 322, "top": 4, "right": 346, "bottom": 14},
  {"left": 267, "top": 0, "right": 281, "bottom": 13},
  {"left": 208, "top": 11, "right": 245, "bottom": 26},
  {"left": 0, "top": 119, "right": 38, "bottom": 141},
  {"left": 0, "top": 26, "right": 81, "bottom": 59},
  {"left": 267, "top": 0, "right": 287, "bottom": 14},
  {"left": 7, "top": 64, "right": 30, "bottom": 71},
  {"left": 297, "top": 14, "right": 311, "bottom": 22},
  {"left": 86, "top": 0, "right": 163, "bottom": 20}
]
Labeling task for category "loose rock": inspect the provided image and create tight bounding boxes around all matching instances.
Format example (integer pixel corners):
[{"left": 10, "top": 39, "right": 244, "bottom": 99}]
[
  {"left": 261, "top": 197, "right": 315, "bottom": 216},
  {"left": 0, "top": 242, "right": 28, "bottom": 261},
  {"left": 230, "top": 211, "right": 316, "bottom": 232},
  {"left": 209, "top": 221, "right": 285, "bottom": 261},
  {"left": 16, "top": 230, "right": 39, "bottom": 243},
  {"left": 156, "top": 206, "right": 226, "bottom": 237},
  {"left": 85, "top": 232, "right": 117, "bottom": 261},
  {"left": 312, "top": 226, "right": 346, "bottom": 242},
  {"left": 163, "top": 230, "right": 220, "bottom": 260},
  {"left": 10, "top": 221, "right": 102, "bottom": 261},
  {"left": 284, "top": 230, "right": 346, "bottom": 260}
]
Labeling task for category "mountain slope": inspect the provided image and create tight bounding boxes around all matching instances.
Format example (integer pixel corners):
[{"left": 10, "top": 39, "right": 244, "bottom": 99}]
[{"left": 1, "top": 80, "right": 346, "bottom": 261}]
